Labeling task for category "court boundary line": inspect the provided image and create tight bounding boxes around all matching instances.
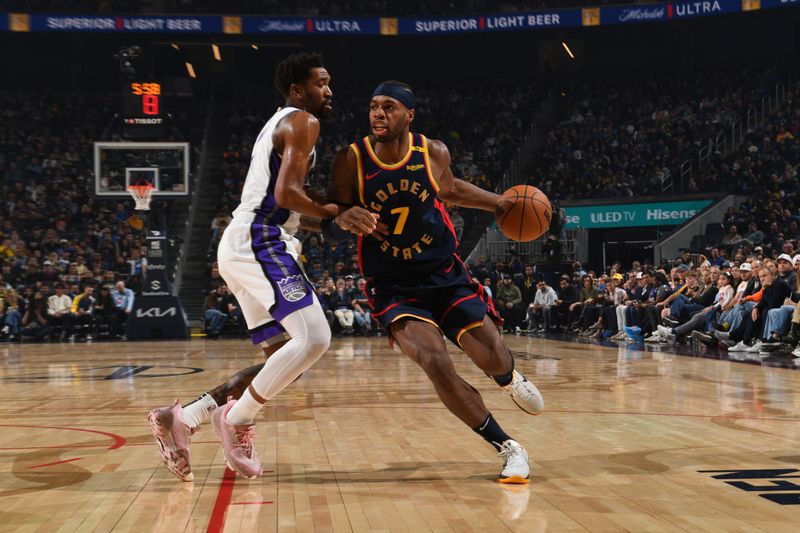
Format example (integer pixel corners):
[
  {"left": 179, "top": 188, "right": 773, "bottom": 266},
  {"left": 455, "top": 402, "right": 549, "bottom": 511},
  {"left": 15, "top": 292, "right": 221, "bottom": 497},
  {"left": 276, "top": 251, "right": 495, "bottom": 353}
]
[{"left": 206, "top": 467, "right": 236, "bottom": 533}]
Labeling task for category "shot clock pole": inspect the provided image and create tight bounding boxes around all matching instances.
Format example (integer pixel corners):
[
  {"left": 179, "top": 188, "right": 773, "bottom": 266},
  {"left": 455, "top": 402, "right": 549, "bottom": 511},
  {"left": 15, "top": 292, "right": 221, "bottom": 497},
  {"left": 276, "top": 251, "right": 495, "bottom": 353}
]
[{"left": 125, "top": 179, "right": 188, "bottom": 340}]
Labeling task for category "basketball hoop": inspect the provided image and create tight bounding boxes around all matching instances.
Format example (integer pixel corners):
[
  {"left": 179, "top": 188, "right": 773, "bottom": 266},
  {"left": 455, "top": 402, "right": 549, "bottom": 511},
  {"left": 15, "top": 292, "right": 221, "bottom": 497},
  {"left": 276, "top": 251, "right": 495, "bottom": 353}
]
[{"left": 127, "top": 183, "right": 156, "bottom": 211}]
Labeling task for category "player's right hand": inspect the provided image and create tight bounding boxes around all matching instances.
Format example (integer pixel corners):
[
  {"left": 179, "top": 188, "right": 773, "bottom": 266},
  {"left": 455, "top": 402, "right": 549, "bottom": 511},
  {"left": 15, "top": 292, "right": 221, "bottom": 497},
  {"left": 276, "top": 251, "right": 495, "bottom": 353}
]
[{"left": 335, "top": 207, "right": 379, "bottom": 235}]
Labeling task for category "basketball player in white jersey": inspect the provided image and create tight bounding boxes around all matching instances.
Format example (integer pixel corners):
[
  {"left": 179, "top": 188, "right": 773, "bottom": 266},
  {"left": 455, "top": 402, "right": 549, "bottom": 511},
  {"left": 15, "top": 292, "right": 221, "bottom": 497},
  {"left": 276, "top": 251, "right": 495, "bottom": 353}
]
[{"left": 148, "top": 52, "right": 378, "bottom": 481}]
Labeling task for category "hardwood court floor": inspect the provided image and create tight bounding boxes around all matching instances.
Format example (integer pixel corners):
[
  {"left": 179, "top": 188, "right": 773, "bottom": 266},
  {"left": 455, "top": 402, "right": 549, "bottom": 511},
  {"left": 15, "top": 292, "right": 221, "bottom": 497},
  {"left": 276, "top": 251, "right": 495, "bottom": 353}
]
[{"left": 0, "top": 334, "right": 798, "bottom": 532}]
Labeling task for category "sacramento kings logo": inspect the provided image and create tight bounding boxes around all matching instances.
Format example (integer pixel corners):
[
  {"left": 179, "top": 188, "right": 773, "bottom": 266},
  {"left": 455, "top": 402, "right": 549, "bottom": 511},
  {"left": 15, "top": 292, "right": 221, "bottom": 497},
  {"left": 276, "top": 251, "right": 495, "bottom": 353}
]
[{"left": 277, "top": 275, "right": 308, "bottom": 302}]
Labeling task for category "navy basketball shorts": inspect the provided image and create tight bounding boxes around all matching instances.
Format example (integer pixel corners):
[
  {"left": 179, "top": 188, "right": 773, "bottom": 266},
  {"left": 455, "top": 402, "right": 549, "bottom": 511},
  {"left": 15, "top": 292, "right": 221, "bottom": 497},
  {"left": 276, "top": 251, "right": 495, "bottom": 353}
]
[{"left": 368, "top": 256, "right": 501, "bottom": 349}]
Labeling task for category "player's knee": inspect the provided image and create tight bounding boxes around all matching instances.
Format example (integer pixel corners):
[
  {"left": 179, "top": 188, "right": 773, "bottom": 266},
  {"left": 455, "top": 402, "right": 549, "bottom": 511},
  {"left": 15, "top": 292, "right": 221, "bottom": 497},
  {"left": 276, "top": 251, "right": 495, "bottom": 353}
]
[
  {"left": 414, "top": 348, "right": 454, "bottom": 380},
  {"left": 305, "top": 324, "right": 331, "bottom": 356}
]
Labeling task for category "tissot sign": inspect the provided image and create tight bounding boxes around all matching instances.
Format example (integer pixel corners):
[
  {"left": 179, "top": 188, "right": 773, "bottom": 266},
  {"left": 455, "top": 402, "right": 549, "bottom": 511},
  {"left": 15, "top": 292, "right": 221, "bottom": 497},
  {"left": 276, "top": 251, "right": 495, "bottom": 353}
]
[{"left": 564, "top": 199, "right": 713, "bottom": 229}]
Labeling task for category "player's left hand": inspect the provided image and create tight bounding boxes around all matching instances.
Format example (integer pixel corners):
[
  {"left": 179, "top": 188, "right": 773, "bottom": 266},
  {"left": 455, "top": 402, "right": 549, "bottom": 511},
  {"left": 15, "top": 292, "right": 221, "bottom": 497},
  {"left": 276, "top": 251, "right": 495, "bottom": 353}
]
[
  {"left": 336, "top": 207, "right": 379, "bottom": 235},
  {"left": 365, "top": 217, "right": 390, "bottom": 242}
]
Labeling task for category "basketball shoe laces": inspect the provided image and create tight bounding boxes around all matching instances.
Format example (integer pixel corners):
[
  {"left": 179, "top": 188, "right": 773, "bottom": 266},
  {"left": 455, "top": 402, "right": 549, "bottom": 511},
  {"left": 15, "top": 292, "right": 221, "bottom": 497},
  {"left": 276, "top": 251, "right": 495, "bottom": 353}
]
[
  {"left": 509, "top": 374, "right": 536, "bottom": 403},
  {"left": 234, "top": 425, "right": 256, "bottom": 454},
  {"left": 498, "top": 441, "right": 526, "bottom": 469}
]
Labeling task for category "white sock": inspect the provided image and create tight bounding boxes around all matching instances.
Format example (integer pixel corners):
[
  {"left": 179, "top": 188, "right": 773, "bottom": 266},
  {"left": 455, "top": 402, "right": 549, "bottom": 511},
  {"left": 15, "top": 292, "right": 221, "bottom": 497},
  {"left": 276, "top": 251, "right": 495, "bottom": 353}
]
[
  {"left": 226, "top": 388, "right": 264, "bottom": 426},
  {"left": 180, "top": 393, "right": 218, "bottom": 428},
  {"left": 226, "top": 301, "right": 330, "bottom": 426}
]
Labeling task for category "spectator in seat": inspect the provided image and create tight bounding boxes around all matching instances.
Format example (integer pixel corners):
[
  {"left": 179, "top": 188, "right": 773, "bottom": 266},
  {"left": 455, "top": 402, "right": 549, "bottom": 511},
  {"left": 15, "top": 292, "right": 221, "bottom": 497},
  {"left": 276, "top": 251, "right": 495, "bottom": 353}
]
[
  {"left": 721, "top": 225, "right": 746, "bottom": 253},
  {"left": 211, "top": 210, "right": 232, "bottom": 240},
  {"left": 22, "top": 290, "right": 51, "bottom": 341},
  {"left": 111, "top": 280, "right": 135, "bottom": 337},
  {"left": 666, "top": 269, "right": 717, "bottom": 324},
  {"left": 127, "top": 247, "right": 147, "bottom": 279},
  {"left": 307, "top": 260, "right": 324, "bottom": 281},
  {"left": 568, "top": 275, "right": 598, "bottom": 331},
  {"left": 449, "top": 207, "right": 465, "bottom": 242},
  {"left": 92, "top": 285, "right": 117, "bottom": 339},
  {"left": 204, "top": 283, "right": 230, "bottom": 338},
  {"left": 482, "top": 277, "right": 494, "bottom": 300},
  {"left": 315, "top": 283, "right": 335, "bottom": 330},
  {"left": 1, "top": 288, "right": 22, "bottom": 341},
  {"left": 68, "top": 284, "right": 95, "bottom": 341},
  {"left": 761, "top": 222, "right": 782, "bottom": 249},
  {"left": 776, "top": 254, "right": 797, "bottom": 289},
  {"left": 97, "top": 230, "right": 119, "bottom": 268},
  {"left": 594, "top": 274, "right": 628, "bottom": 338},
  {"left": 708, "top": 248, "right": 725, "bottom": 267},
  {"left": 554, "top": 276, "right": 579, "bottom": 329},
  {"left": 203, "top": 263, "right": 225, "bottom": 295},
  {"left": 303, "top": 235, "right": 325, "bottom": 265},
  {"left": 221, "top": 286, "right": 243, "bottom": 333},
  {"left": 726, "top": 268, "right": 796, "bottom": 352},
  {"left": 47, "top": 283, "right": 72, "bottom": 340},
  {"left": 528, "top": 279, "right": 557, "bottom": 332},
  {"left": 343, "top": 274, "right": 356, "bottom": 296},
  {"left": 743, "top": 222, "right": 764, "bottom": 246},
  {"left": 330, "top": 278, "right": 355, "bottom": 335},
  {"left": 61, "top": 263, "right": 81, "bottom": 286},
  {"left": 351, "top": 278, "right": 373, "bottom": 335},
  {"left": 496, "top": 274, "right": 523, "bottom": 333},
  {"left": 519, "top": 265, "right": 537, "bottom": 325},
  {"left": 0, "top": 239, "right": 15, "bottom": 261},
  {"left": 658, "top": 271, "right": 736, "bottom": 343}
]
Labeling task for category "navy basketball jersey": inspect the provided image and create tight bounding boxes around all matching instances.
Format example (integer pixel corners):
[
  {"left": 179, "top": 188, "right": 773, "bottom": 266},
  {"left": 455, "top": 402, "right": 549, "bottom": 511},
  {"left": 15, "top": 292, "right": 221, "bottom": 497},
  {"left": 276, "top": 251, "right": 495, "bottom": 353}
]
[{"left": 351, "top": 132, "right": 458, "bottom": 282}]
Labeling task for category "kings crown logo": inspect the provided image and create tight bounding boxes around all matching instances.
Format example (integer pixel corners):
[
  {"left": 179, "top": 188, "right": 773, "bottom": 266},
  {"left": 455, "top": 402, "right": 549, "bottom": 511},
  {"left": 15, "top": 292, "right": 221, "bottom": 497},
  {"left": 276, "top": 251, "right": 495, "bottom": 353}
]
[{"left": 277, "top": 275, "right": 308, "bottom": 302}]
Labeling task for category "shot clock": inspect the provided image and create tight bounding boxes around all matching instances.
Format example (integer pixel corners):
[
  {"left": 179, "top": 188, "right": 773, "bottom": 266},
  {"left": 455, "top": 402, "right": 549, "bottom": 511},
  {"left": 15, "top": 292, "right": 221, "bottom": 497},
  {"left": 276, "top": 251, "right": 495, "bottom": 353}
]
[{"left": 121, "top": 81, "right": 165, "bottom": 139}]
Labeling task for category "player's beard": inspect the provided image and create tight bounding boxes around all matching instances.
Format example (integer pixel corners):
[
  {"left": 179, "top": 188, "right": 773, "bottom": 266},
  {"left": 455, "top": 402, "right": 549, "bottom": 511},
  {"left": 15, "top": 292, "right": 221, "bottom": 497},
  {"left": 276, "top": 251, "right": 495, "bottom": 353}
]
[{"left": 314, "top": 99, "right": 333, "bottom": 119}]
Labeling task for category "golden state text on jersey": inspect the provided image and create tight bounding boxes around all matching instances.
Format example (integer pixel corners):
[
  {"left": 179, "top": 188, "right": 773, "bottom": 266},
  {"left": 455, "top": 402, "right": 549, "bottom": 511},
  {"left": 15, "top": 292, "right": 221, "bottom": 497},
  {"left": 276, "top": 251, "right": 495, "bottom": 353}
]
[{"left": 351, "top": 133, "right": 458, "bottom": 281}]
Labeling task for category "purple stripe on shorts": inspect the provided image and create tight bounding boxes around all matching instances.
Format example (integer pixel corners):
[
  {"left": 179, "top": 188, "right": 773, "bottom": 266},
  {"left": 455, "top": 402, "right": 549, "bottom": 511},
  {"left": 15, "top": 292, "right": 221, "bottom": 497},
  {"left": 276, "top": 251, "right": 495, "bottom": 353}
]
[
  {"left": 249, "top": 216, "right": 315, "bottom": 323},
  {"left": 250, "top": 320, "right": 289, "bottom": 346}
]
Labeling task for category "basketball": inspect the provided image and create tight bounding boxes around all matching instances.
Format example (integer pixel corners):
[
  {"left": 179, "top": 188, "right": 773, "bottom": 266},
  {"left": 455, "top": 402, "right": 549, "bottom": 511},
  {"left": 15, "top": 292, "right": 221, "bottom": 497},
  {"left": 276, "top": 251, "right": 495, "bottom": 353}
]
[{"left": 495, "top": 185, "right": 552, "bottom": 242}]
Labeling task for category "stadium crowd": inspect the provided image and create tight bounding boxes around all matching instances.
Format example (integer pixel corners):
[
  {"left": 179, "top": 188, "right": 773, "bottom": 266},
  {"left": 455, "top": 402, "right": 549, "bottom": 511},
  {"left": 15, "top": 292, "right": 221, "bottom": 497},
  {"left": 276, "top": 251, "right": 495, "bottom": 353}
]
[
  {"left": 2, "top": 68, "right": 795, "bottom": 351},
  {"left": 530, "top": 70, "right": 788, "bottom": 200},
  {"left": 0, "top": 91, "right": 167, "bottom": 342},
  {"left": 514, "top": 250, "right": 800, "bottom": 365}
]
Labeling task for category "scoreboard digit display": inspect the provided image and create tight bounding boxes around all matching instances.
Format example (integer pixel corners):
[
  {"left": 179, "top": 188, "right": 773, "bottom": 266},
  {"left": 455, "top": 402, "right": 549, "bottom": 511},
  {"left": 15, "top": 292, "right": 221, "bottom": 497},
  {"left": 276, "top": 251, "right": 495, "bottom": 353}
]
[{"left": 122, "top": 81, "right": 165, "bottom": 139}]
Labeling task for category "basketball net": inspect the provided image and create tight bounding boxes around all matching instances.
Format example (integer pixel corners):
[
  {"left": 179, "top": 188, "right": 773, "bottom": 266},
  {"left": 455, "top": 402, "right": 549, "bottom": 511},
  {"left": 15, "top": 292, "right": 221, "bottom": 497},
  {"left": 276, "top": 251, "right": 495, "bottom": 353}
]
[{"left": 127, "top": 183, "right": 155, "bottom": 211}]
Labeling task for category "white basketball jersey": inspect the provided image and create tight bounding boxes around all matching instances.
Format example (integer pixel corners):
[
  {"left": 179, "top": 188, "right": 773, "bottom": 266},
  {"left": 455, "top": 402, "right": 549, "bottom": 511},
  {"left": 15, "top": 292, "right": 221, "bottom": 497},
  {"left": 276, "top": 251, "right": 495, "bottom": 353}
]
[{"left": 232, "top": 106, "right": 315, "bottom": 235}]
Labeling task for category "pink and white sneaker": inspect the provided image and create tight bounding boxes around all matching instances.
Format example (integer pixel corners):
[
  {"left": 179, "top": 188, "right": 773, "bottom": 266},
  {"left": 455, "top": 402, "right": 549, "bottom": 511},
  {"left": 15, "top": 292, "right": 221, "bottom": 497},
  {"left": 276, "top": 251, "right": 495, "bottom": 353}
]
[
  {"left": 148, "top": 399, "right": 195, "bottom": 482},
  {"left": 211, "top": 398, "right": 262, "bottom": 479}
]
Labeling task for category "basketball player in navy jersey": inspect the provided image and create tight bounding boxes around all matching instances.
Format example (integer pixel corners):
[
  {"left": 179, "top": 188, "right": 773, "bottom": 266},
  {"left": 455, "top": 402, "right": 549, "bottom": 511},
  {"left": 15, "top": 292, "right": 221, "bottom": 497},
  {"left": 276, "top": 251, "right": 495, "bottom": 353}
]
[
  {"left": 147, "top": 53, "right": 377, "bottom": 481},
  {"left": 327, "top": 81, "right": 544, "bottom": 483}
]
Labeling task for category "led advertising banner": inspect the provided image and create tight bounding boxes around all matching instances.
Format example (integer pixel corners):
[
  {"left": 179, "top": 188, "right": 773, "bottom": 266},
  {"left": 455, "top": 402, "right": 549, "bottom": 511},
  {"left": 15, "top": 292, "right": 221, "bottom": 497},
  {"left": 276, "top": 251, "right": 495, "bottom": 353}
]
[{"left": 563, "top": 200, "right": 714, "bottom": 229}]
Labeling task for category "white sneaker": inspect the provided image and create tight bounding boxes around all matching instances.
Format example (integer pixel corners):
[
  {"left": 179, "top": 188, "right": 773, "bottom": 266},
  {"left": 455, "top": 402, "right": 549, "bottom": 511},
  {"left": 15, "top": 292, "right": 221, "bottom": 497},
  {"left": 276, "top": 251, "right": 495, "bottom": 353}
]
[
  {"left": 728, "top": 341, "right": 749, "bottom": 352},
  {"left": 746, "top": 341, "right": 762, "bottom": 353},
  {"left": 504, "top": 370, "right": 544, "bottom": 415},
  {"left": 715, "top": 330, "right": 731, "bottom": 341},
  {"left": 645, "top": 332, "right": 662, "bottom": 343},
  {"left": 657, "top": 325, "right": 672, "bottom": 340},
  {"left": 497, "top": 440, "right": 530, "bottom": 484},
  {"left": 792, "top": 346, "right": 800, "bottom": 358}
]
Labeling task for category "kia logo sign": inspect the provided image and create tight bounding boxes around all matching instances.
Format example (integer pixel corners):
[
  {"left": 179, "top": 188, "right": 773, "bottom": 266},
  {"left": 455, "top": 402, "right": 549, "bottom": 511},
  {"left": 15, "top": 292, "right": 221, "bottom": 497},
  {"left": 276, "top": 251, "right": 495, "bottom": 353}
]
[{"left": 136, "top": 307, "right": 177, "bottom": 318}]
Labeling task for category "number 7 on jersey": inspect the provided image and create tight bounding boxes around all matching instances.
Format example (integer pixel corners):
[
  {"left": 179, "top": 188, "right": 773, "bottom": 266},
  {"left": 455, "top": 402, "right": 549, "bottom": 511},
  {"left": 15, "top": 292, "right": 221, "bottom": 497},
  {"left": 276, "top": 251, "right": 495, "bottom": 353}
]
[{"left": 390, "top": 207, "right": 409, "bottom": 235}]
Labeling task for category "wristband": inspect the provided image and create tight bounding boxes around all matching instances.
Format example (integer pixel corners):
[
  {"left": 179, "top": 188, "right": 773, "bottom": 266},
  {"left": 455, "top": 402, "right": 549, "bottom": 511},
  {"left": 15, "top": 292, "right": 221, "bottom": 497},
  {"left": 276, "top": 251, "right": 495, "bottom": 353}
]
[{"left": 321, "top": 217, "right": 350, "bottom": 243}]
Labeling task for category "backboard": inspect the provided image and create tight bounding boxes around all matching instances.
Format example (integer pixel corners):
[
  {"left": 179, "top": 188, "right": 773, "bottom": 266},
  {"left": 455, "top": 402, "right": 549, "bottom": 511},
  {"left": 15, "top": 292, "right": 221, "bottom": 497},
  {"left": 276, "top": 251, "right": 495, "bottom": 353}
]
[{"left": 94, "top": 142, "right": 190, "bottom": 197}]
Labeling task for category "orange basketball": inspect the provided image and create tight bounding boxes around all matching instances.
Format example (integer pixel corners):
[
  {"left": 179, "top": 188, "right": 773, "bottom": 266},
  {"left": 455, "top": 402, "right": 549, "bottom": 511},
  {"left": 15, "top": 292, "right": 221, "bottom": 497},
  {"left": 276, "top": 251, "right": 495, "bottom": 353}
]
[{"left": 495, "top": 185, "right": 552, "bottom": 242}]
